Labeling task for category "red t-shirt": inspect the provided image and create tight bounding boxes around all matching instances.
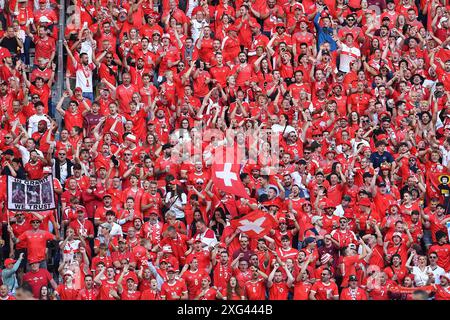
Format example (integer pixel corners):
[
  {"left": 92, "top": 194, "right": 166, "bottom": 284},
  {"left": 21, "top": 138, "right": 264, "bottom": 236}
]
[
  {"left": 18, "top": 229, "right": 55, "bottom": 262},
  {"left": 161, "top": 279, "right": 188, "bottom": 300},
  {"left": 23, "top": 268, "right": 54, "bottom": 298}
]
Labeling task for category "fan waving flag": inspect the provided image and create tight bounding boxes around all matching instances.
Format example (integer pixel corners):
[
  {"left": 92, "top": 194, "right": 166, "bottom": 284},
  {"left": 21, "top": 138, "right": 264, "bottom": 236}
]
[
  {"left": 212, "top": 163, "right": 249, "bottom": 198},
  {"left": 231, "top": 210, "right": 278, "bottom": 238}
]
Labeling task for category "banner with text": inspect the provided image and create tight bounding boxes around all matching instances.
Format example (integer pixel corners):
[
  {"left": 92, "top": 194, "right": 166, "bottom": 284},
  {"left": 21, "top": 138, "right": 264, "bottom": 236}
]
[{"left": 7, "top": 175, "right": 56, "bottom": 211}]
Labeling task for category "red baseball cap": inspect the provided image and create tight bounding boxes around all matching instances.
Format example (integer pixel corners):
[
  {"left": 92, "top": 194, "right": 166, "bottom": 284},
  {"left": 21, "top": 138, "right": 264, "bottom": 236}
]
[
  {"left": 359, "top": 198, "right": 372, "bottom": 207},
  {"left": 4, "top": 258, "right": 16, "bottom": 266},
  {"left": 299, "top": 16, "right": 308, "bottom": 24}
]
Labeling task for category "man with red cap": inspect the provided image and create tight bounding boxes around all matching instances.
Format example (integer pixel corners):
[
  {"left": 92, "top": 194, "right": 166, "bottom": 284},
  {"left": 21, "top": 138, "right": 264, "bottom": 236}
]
[{"left": 8, "top": 216, "right": 56, "bottom": 269}]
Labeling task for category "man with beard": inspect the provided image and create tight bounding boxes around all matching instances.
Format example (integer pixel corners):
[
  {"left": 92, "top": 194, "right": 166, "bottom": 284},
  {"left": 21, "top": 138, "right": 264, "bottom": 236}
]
[
  {"left": 125, "top": 57, "right": 151, "bottom": 88},
  {"left": 64, "top": 40, "right": 105, "bottom": 102},
  {"left": 248, "top": 20, "right": 269, "bottom": 58},
  {"left": 97, "top": 50, "right": 119, "bottom": 86},
  {"left": 30, "top": 57, "right": 53, "bottom": 83},
  {"left": 77, "top": 274, "right": 99, "bottom": 300},
  {"left": 231, "top": 52, "right": 254, "bottom": 91}
]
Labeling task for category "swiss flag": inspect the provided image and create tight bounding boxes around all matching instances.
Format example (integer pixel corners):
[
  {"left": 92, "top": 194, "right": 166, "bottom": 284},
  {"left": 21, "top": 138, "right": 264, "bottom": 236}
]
[
  {"left": 230, "top": 210, "right": 278, "bottom": 238},
  {"left": 211, "top": 163, "right": 249, "bottom": 199}
]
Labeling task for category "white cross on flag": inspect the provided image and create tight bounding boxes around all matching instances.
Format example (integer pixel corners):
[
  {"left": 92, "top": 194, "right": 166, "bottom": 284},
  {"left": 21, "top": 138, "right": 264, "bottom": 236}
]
[
  {"left": 231, "top": 210, "right": 278, "bottom": 238},
  {"left": 212, "top": 163, "right": 249, "bottom": 198}
]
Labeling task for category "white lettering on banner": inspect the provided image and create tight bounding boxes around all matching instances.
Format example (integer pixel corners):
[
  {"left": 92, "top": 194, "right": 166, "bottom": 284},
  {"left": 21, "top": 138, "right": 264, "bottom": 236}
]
[
  {"left": 215, "top": 163, "right": 237, "bottom": 186},
  {"left": 7, "top": 175, "right": 56, "bottom": 211},
  {"left": 238, "top": 217, "right": 266, "bottom": 234}
]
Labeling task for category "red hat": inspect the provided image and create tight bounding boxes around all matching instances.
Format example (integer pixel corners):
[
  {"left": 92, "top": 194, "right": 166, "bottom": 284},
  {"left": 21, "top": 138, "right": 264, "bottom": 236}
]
[
  {"left": 389, "top": 203, "right": 400, "bottom": 211},
  {"left": 312, "top": 129, "right": 322, "bottom": 136},
  {"left": 265, "top": 200, "right": 280, "bottom": 208},
  {"left": 161, "top": 33, "right": 171, "bottom": 39},
  {"left": 249, "top": 21, "right": 259, "bottom": 28},
  {"left": 278, "top": 217, "right": 286, "bottom": 223},
  {"left": 218, "top": 242, "right": 227, "bottom": 248},
  {"left": 28, "top": 258, "right": 40, "bottom": 264},
  {"left": 439, "top": 273, "right": 450, "bottom": 281},
  {"left": 359, "top": 198, "right": 372, "bottom": 207},
  {"left": 380, "top": 162, "right": 391, "bottom": 170},
  {"left": 0, "top": 49, "right": 11, "bottom": 60},
  {"left": 152, "top": 29, "right": 161, "bottom": 35},
  {"left": 74, "top": 87, "right": 82, "bottom": 93},
  {"left": 227, "top": 26, "right": 238, "bottom": 33},
  {"left": 275, "top": 22, "right": 285, "bottom": 29},
  {"left": 118, "top": 237, "right": 127, "bottom": 243},
  {"left": 167, "top": 267, "right": 176, "bottom": 273},
  {"left": 149, "top": 11, "right": 159, "bottom": 20},
  {"left": 126, "top": 134, "right": 137, "bottom": 143},
  {"left": 39, "top": 0, "right": 46, "bottom": 3},
  {"left": 325, "top": 149, "right": 336, "bottom": 155},
  {"left": 169, "top": 179, "right": 181, "bottom": 186},
  {"left": 292, "top": 3, "right": 303, "bottom": 11},
  {"left": 392, "top": 232, "right": 403, "bottom": 239},
  {"left": 342, "top": 141, "right": 352, "bottom": 147},
  {"left": 4, "top": 258, "right": 16, "bottom": 266},
  {"left": 377, "top": 134, "right": 388, "bottom": 141},
  {"left": 320, "top": 11, "right": 329, "bottom": 18},
  {"left": 300, "top": 199, "right": 311, "bottom": 207},
  {"left": 149, "top": 209, "right": 159, "bottom": 216},
  {"left": 299, "top": 16, "right": 308, "bottom": 24}
]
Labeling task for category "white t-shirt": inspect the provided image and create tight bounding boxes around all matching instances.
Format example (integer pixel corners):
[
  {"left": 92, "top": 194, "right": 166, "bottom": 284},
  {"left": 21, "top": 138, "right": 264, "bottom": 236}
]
[
  {"left": 412, "top": 266, "right": 432, "bottom": 287},
  {"left": 430, "top": 265, "right": 446, "bottom": 285},
  {"left": 339, "top": 43, "right": 361, "bottom": 73},
  {"left": 439, "top": 145, "right": 450, "bottom": 167},
  {"left": 165, "top": 192, "right": 187, "bottom": 219},
  {"left": 75, "top": 62, "right": 95, "bottom": 93},
  {"left": 191, "top": 19, "right": 208, "bottom": 43},
  {"left": 59, "top": 239, "right": 81, "bottom": 262},
  {"left": 27, "top": 114, "right": 50, "bottom": 137}
]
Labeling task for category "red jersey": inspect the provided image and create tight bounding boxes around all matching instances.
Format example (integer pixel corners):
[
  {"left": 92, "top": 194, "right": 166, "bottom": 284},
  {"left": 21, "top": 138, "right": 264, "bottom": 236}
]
[
  {"left": 17, "top": 229, "right": 55, "bottom": 263},
  {"left": 310, "top": 281, "right": 339, "bottom": 300},
  {"left": 98, "top": 279, "right": 118, "bottom": 300},
  {"left": 182, "top": 269, "right": 209, "bottom": 299},
  {"left": 340, "top": 287, "right": 368, "bottom": 300},
  {"left": 269, "top": 282, "right": 290, "bottom": 300},
  {"left": 77, "top": 288, "right": 99, "bottom": 300},
  {"left": 244, "top": 278, "right": 266, "bottom": 300},
  {"left": 161, "top": 279, "right": 188, "bottom": 300}
]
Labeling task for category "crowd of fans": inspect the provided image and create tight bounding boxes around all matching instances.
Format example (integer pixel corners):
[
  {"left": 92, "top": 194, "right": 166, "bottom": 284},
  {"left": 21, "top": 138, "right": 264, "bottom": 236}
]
[{"left": 0, "top": 0, "right": 449, "bottom": 301}]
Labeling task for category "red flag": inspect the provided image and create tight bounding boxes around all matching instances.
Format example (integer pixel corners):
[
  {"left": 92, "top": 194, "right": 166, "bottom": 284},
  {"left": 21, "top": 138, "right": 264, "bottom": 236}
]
[
  {"left": 230, "top": 210, "right": 278, "bottom": 238},
  {"left": 211, "top": 163, "right": 249, "bottom": 199},
  {"left": 427, "top": 171, "right": 450, "bottom": 201}
]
